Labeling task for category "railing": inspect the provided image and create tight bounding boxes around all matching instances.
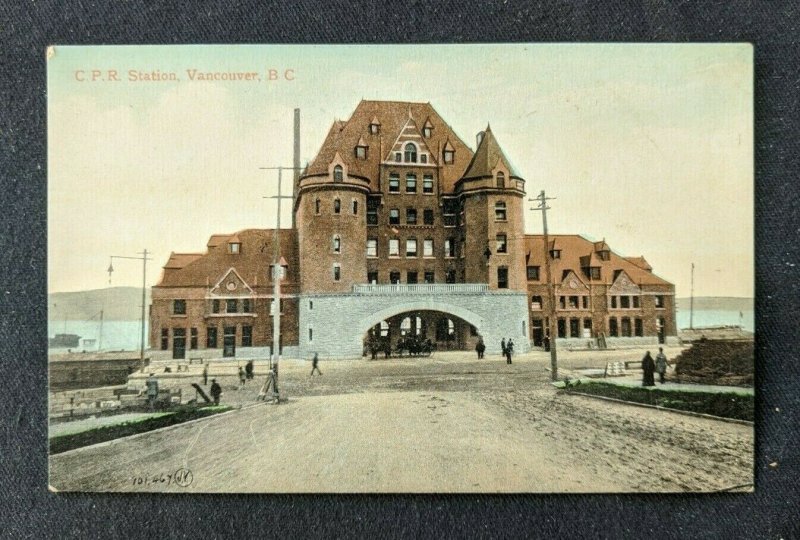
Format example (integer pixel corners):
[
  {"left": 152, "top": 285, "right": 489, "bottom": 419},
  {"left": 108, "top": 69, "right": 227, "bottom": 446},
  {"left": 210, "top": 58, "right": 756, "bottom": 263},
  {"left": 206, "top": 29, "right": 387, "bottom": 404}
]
[{"left": 352, "top": 283, "right": 489, "bottom": 294}]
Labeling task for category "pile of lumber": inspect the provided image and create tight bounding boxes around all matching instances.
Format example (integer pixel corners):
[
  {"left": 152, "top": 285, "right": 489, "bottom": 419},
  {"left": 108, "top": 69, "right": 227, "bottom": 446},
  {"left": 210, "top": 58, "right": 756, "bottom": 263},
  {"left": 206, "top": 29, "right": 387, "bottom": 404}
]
[{"left": 673, "top": 338, "right": 754, "bottom": 386}]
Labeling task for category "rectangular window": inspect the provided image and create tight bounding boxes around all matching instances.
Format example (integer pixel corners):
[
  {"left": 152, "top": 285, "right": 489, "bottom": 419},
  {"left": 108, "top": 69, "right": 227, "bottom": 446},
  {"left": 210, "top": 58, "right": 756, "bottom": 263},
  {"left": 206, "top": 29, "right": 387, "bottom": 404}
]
[
  {"left": 406, "top": 238, "right": 417, "bottom": 257},
  {"left": 634, "top": 318, "right": 643, "bottom": 337},
  {"left": 550, "top": 250, "right": 561, "bottom": 259},
  {"left": 390, "top": 271, "right": 401, "bottom": 284},
  {"left": 444, "top": 150, "right": 454, "bottom": 164},
  {"left": 242, "top": 325, "right": 252, "bottom": 347},
  {"left": 172, "top": 328, "right": 186, "bottom": 360},
  {"left": 406, "top": 174, "right": 417, "bottom": 193},
  {"left": 160, "top": 328, "right": 168, "bottom": 350},
  {"left": 424, "top": 271, "right": 435, "bottom": 283},
  {"left": 190, "top": 327, "right": 198, "bottom": 350},
  {"left": 352, "top": 200, "right": 358, "bottom": 215},
  {"left": 496, "top": 234, "right": 507, "bottom": 253},
  {"left": 621, "top": 296, "right": 631, "bottom": 309},
  {"left": 495, "top": 202, "right": 507, "bottom": 221},
  {"left": 557, "top": 318, "right": 567, "bottom": 338},
  {"left": 367, "top": 238, "right": 378, "bottom": 257},
  {"left": 367, "top": 197, "right": 379, "bottom": 225},
  {"left": 609, "top": 318, "right": 618, "bottom": 337},
  {"left": 568, "top": 296, "right": 579, "bottom": 309},
  {"left": 389, "top": 174, "right": 400, "bottom": 192},
  {"left": 531, "top": 296, "right": 543, "bottom": 310},
  {"left": 332, "top": 236, "right": 341, "bottom": 253},
  {"left": 611, "top": 296, "right": 618, "bottom": 309},
  {"left": 389, "top": 208, "right": 400, "bottom": 225},
  {"left": 407, "top": 271, "right": 418, "bottom": 284},
  {"left": 446, "top": 270, "right": 456, "bottom": 284},
  {"left": 633, "top": 296, "right": 640, "bottom": 308},
  {"left": 226, "top": 299, "right": 238, "bottom": 313},
  {"left": 333, "top": 265, "right": 341, "bottom": 281},
  {"left": 309, "top": 328, "right": 313, "bottom": 341},
  {"left": 497, "top": 267, "right": 509, "bottom": 289},
  {"left": 173, "top": 299, "right": 186, "bottom": 315},
  {"left": 582, "top": 296, "right": 589, "bottom": 309},
  {"left": 527, "top": 266, "right": 540, "bottom": 280},
  {"left": 655, "top": 295, "right": 665, "bottom": 308},
  {"left": 212, "top": 299, "right": 220, "bottom": 314},
  {"left": 559, "top": 296, "right": 566, "bottom": 309},
  {"left": 243, "top": 298, "right": 251, "bottom": 313},
  {"left": 621, "top": 317, "right": 632, "bottom": 337},
  {"left": 355, "top": 146, "right": 366, "bottom": 159},
  {"left": 590, "top": 267, "right": 601, "bottom": 280},
  {"left": 445, "top": 238, "right": 455, "bottom": 258},
  {"left": 229, "top": 243, "right": 240, "bottom": 254},
  {"left": 423, "top": 175, "right": 433, "bottom": 193},
  {"left": 394, "top": 152, "right": 402, "bottom": 162},
  {"left": 423, "top": 209, "right": 434, "bottom": 225},
  {"left": 206, "top": 327, "right": 217, "bottom": 348},
  {"left": 420, "top": 154, "right": 427, "bottom": 164},
  {"left": 389, "top": 239, "right": 399, "bottom": 257},
  {"left": 570, "top": 318, "right": 580, "bottom": 338},
  {"left": 423, "top": 239, "right": 434, "bottom": 257},
  {"left": 367, "top": 271, "right": 378, "bottom": 284},
  {"left": 406, "top": 208, "right": 417, "bottom": 225}
]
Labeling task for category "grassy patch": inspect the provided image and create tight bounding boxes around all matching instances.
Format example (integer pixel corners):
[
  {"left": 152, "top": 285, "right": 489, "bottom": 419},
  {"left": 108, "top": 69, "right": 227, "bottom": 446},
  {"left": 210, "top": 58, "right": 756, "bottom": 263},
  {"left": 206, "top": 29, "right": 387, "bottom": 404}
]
[
  {"left": 562, "top": 381, "right": 753, "bottom": 421},
  {"left": 49, "top": 405, "right": 233, "bottom": 454}
]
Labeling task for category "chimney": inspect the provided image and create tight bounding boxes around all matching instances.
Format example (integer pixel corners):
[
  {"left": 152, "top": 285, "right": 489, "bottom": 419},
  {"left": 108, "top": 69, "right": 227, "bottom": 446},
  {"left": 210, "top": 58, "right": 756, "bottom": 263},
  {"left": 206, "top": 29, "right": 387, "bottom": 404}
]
[
  {"left": 292, "top": 108, "right": 300, "bottom": 228},
  {"left": 476, "top": 131, "right": 485, "bottom": 148}
]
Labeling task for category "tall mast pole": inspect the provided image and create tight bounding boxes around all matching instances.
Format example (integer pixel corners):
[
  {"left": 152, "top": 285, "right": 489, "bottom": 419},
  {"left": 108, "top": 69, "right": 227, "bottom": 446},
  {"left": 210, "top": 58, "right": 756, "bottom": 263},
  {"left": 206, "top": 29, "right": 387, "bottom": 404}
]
[
  {"left": 689, "top": 262, "right": 695, "bottom": 330},
  {"left": 273, "top": 168, "right": 282, "bottom": 373},
  {"left": 531, "top": 190, "right": 558, "bottom": 381}
]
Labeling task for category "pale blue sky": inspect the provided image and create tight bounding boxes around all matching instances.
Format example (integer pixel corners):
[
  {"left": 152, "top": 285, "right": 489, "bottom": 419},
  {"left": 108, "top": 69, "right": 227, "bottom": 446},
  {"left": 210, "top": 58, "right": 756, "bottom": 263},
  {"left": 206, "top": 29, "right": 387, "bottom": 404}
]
[{"left": 48, "top": 44, "right": 753, "bottom": 297}]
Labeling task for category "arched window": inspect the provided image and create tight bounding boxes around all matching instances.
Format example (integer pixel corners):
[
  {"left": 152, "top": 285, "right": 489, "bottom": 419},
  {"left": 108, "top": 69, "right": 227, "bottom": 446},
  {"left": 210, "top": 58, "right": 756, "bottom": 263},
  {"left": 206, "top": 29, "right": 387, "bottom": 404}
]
[
  {"left": 334, "top": 198, "right": 341, "bottom": 214},
  {"left": 496, "top": 172, "right": 505, "bottom": 188},
  {"left": 400, "top": 317, "right": 412, "bottom": 336},
  {"left": 404, "top": 143, "right": 417, "bottom": 163},
  {"left": 333, "top": 235, "right": 341, "bottom": 253},
  {"left": 333, "top": 165, "right": 344, "bottom": 182}
]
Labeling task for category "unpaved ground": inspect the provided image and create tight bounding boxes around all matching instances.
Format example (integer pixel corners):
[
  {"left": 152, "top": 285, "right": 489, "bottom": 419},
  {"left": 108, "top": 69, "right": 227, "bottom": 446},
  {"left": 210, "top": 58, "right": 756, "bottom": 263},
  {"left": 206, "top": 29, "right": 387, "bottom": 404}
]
[{"left": 49, "top": 349, "right": 753, "bottom": 493}]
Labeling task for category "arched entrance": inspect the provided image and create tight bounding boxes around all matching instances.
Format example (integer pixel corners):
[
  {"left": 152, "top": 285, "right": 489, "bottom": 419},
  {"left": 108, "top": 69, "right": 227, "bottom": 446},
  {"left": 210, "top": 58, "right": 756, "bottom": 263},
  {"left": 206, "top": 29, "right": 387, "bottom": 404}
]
[{"left": 363, "top": 309, "right": 481, "bottom": 357}]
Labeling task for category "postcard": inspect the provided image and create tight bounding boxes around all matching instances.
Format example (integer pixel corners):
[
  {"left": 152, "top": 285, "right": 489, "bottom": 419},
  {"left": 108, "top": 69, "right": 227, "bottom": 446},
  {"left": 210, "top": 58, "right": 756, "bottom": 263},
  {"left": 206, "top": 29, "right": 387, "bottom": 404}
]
[{"left": 47, "top": 44, "right": 753, "bottom": 492}]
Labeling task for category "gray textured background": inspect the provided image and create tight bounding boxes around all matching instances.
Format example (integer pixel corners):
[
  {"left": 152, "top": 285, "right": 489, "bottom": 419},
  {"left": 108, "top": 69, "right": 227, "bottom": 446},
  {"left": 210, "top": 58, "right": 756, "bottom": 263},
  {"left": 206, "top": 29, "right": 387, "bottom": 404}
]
[{"left": 1, "top": 1, "right": 798, "bottom": 538}]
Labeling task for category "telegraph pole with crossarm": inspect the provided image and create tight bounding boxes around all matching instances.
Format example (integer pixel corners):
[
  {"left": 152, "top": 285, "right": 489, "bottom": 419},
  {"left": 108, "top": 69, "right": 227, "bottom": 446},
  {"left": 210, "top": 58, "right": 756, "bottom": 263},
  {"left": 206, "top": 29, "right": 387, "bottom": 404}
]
[
  {"left": 259, "top": 165, "right": 302, "bottom": 401},
  {"left": 530, "top": 191, "right": 559, "bottom": 381}
]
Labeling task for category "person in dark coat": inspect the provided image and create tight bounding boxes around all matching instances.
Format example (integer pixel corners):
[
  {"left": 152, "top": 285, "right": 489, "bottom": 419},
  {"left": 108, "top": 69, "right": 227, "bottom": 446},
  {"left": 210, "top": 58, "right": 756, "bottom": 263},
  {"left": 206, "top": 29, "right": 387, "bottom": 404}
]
[
  {"left": 310, "top": 352, "right": 322, "bottom": 376},
  {"left": 238, "top": 366, "right": 246, "bottom": 387},
  {"left": 245, "top": 360, "right": 254, "bottom": 380},
  {"left": 475, "top": 337, "right": 485, "bottom": 359},
  {"left": 641, "top": 351, "right": 656, "bottom": 387},
  {"left": 209, "top": 378, "right": 222, "bottom": 405},
  {"left": 506, "top": 339, "right": 514, "bottom": 364},
  {"left": 500, "top": 338, "right": 507, "bottom": 359},
  {"left": 202, "top": 365, "right": 208, "bottom": 386},
  {"left": 655, "top": 347, "right": 668, "bottom": 384}
]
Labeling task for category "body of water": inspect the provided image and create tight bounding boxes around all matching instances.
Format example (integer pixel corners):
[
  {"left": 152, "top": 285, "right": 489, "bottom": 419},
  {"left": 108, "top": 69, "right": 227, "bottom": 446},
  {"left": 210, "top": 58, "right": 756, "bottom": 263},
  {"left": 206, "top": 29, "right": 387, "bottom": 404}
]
[
  {"left": 48, "top": 320, "right": 149, "bottom": 352},
  {"left": 676, "top": 309, "right": 754, "bottom": 332}
]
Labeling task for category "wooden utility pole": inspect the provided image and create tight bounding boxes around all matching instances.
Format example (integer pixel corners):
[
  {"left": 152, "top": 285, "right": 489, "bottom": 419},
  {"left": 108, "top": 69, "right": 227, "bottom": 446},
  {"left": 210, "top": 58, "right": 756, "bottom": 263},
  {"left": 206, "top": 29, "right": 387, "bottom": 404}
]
[
  {"left": 108, "top": 249, "right": 151, "bottom": 372},
  {"left": 531, "top": 191, "right": 559, "bottom": 381},
  {"left": 689, "top": 262, "right": 695, "bottom": 329}
]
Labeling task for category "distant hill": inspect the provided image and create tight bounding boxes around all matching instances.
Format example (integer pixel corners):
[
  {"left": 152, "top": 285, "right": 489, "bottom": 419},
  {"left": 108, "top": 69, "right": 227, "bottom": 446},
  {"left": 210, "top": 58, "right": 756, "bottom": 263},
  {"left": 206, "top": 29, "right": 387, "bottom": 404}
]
[
  {"left": 675, "top": 297, "right": 753, "bottom": 312},
  {"left": 49, "top": 287, "right": 152, "bottom": 321}
]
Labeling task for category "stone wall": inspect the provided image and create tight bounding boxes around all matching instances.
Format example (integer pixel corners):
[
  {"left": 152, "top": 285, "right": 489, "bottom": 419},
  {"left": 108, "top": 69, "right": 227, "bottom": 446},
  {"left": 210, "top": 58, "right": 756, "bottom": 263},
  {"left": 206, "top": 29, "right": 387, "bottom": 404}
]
[{"left": 298, "top": 288, "right": 530, "bottom": 358}]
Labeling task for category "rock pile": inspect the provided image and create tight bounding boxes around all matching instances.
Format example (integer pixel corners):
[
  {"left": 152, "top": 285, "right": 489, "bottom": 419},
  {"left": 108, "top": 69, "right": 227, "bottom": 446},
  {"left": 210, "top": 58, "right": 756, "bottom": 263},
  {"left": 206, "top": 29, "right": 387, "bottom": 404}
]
[{"left": 673, "top": 338, "right": 754, "bottom": 386}]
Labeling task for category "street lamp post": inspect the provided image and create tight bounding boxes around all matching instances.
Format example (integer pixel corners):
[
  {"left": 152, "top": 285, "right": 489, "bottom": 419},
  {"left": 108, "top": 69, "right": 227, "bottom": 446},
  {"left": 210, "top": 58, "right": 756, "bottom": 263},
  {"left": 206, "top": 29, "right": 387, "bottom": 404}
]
[{"left": 108, "top": 249, "right": 152, "bottom": 372}]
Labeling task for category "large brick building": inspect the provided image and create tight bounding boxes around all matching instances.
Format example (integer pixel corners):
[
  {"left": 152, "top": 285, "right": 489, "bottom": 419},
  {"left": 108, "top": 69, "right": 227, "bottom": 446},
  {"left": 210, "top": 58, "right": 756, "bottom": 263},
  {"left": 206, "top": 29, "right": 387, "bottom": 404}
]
[{"left": 149, "top": 100, "right": 677, "bottom": 360}]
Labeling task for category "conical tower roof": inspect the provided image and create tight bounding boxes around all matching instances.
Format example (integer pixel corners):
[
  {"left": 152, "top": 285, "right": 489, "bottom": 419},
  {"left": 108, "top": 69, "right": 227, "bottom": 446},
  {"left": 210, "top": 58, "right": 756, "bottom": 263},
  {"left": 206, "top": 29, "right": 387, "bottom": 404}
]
[{"left": 461, "top": 125, "right": 522, "bottom": 180}]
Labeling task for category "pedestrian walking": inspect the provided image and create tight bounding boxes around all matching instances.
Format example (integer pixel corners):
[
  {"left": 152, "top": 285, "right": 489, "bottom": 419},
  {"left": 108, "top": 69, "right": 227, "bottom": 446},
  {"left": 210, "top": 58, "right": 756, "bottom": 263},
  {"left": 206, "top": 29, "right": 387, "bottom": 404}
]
[
  {"left": 310, "top": 352, "right": 322, "bottom": 376},
  {"left": 500, "top": 338, "right": 507, "bottom": 359},
  {"left": 145, "top": 373, "right": 159, "bottom": 410},
  {"left": 202, "top": 364, "right": 208, "bottom": 386},
  {"left": 210, "top": 378, "right": 222, "bottom": 405},
  {"left": 475, "top": 337, "right": 485, "bottom": 359},
  {"left": 641, "top": 351, "right": 656, "bottom": 387},
  {"left": 506, "top": 338, "right": 514, "bottom": 364},
  {"left": 245, "top": 360, "right": 254, "bottom": 380},
  {"left": 655, "top": 347, "right": 669, "bottom": 384},
  {"left": 238, "top": 366, "right": 246, "bottom": 387}
]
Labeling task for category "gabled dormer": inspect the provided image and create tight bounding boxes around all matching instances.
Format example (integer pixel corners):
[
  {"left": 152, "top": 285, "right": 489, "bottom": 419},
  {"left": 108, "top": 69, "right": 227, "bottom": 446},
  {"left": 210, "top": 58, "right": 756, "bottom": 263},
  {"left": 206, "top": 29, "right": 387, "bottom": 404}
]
[
  {"left": 227, "top": 234, "right": 241, "bottom": 255},
  {"left": 355, "top": 136, "right": 368, "bottom": 160},
  {"left": 580, "top": 251, "right": 603, "bottom": 280},
  {"left": 442, "top": 139, "right": 455, "bottom": 165},
  {"left": 594, "top": 239, "right": 611, "bottom": 261},
  {"left": 210, "top": 268, "right": 254, "bottom": 297},
  {"left": 383, "top": 117, "right": 435, "bottom": 165},
  {"left": 609, "top": 270, "right": 641, "bottom": 294},
  {"left": 329, "top": 152, "right": 347, "bottom": 182},
  {"left": 422, "top": 117, "right": 434, "bottom": 139},
  {"left": 369, "top": 116, "right": 381, "bottom": 135},
  {"left": 549, "top": 239, "right": 562, "bottom": 259}
]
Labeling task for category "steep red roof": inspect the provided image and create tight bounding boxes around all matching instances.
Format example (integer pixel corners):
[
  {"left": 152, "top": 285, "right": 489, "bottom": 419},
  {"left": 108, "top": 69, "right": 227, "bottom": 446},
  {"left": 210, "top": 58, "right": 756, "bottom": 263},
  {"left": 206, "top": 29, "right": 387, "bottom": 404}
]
[
  {"left": 461, "top": 125, "right": 522, "bottom": 180},
  {"left": 302, "top": 100, "right": 475, "bottom": 192},
  {"left": 156, "top": 229, "right": 299, "bottom": 289},
  {"left": 524, "top": 234, "right": 671, "bottom": 287}
]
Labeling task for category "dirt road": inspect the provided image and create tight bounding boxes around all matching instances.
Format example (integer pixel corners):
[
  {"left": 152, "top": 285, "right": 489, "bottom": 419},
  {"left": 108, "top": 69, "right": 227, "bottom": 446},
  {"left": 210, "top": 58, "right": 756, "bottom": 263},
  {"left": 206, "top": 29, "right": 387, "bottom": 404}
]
[{"left": 49, "top": 350, "right": 753, "bottom": 493}]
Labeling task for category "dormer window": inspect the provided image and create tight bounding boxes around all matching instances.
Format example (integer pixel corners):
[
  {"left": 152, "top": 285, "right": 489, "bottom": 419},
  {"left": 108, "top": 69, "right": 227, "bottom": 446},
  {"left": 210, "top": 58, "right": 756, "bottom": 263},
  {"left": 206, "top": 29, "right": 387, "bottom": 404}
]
[
  {"left": 550, "top": 249, "right": 561, "bottom": 259},
  {"left": 333, "top": 165, "right": 344, "bottom": 182},
  {"left": 394, "top": 152, "right": 402, "bottom": 162},
  {"left": 369, "top": 123, "right": 380, "bottom": 135},
  {"left": 355, "top": 145, "right": 367, "bottom": 159},
  {"left": 228, "top": 242, "right": 241, "bottom": 254},
  {"left": 588, "top": 267, "right": 601, "bottom": 280},
  {"left": 496, "top": 172, "right": 505, "bottom": 189},
  {"left": 420, "top": 154, "right": 427, "bottom": 164},
  {"left": 443, "top": 149, "right": 454, "bottom": 164},
  {"left": 423, "top": 126, "right": 432, "bottom": 138},
  {"left": 598, "top": 250, "right": 610, "bottom": 261},
  {"left": 404, "top": 143, "right": 417, "bottom": 163}
]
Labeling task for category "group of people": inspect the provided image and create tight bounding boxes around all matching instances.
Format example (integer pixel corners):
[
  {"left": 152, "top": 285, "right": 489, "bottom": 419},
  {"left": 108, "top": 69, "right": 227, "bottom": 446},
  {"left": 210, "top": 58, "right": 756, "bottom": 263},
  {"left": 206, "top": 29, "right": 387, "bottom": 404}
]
[
  {"left": 641, "top": 347, "right": 670, "bottom": 386},
  {"left": 474, "top": 337, "right": 515, "bottom": 364}
]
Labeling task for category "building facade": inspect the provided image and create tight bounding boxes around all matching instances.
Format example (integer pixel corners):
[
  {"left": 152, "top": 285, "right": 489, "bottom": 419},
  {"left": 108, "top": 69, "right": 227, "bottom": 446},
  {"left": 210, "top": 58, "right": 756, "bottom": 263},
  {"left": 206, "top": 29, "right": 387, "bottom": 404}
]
[{"left": 149, "top": 100, "right": 677, "bottom": 360}]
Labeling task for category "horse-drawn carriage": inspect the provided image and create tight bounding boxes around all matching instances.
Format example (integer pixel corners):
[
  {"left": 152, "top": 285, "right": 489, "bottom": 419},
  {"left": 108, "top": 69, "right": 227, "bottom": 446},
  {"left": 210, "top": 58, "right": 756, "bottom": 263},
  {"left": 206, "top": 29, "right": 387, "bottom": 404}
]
[{"left": 366, "top": 335, "right": 436, "bottom": 359}]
